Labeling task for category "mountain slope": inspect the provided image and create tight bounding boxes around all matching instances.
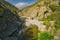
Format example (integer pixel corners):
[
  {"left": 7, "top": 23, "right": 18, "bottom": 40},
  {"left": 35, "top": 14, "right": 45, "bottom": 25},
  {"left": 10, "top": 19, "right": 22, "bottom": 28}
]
[
  {"left": 20, "top": 0, "right": 60, "bottom": 20},
  {"left": 0, "top": 0, "right": 25, "bottom": 40},
  {"left": 0, "top": 0, "right": 19, "bottom": 14},
  {"left": 18, "top": 0, "right": 60, "bottom": 40}
]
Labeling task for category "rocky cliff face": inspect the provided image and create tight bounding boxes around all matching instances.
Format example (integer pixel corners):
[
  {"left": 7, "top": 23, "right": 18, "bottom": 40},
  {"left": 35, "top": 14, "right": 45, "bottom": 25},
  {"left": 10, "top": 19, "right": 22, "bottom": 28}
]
[
  {"left": 19, "top": 0, "right": 60, "bottom": 20},
  {"left": 0, "top": 0, "right": 25, "bottom": 40}
]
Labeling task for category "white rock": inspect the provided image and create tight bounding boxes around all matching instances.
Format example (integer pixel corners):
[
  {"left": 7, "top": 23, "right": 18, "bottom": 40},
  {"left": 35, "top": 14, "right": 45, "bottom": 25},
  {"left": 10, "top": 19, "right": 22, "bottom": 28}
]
[{"left": 25, "top": 19, "right": 46, "bottom": 31}]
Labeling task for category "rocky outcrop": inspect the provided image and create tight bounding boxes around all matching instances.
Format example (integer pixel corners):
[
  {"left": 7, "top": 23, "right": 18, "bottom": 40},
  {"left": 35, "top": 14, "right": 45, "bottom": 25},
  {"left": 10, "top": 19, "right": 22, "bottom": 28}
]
[
  {"left": 19, "top": 0, "right": 59, "bottom": 20},
  {"left": 18, "top": 0, "right": 60, "bottom": 40},
  {"left": 0, "top": 0, "right": 25, "bottom": 40}
]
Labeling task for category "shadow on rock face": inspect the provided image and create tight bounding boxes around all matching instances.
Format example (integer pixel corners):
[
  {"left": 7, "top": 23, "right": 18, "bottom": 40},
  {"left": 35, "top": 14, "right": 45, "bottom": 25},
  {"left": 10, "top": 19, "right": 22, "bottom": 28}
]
[{"left": 0, "top": 1, "right": 25, "bottom": 40}]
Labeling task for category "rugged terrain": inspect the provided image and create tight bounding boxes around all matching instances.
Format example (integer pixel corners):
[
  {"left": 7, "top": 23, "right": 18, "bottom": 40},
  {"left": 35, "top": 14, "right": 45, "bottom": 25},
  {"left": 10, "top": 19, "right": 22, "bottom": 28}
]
[
  {"left": 20, "top": 0, "right": 59, "bottom": 20},
  {"left": 0, "top": 0, "right": 25, "bottom": 40},
  {"left": 0, "top": 0, "right": 60, "bottom": 40},
  {"left": 18, "top": 0, "right": 60, "bottom": 40}
]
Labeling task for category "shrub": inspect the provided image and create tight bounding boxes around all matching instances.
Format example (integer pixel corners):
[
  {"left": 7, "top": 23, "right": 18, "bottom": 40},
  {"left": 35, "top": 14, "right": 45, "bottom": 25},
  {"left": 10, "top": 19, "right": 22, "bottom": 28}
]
[
  {"left": 22, "top": 25, "right": 39, "bottom": 40},
  {"left": 38, "top": 32, "right": 54, "bottom": 40},
  {"left": 49, "top": 4, "right": 60, "bottom": 11}
]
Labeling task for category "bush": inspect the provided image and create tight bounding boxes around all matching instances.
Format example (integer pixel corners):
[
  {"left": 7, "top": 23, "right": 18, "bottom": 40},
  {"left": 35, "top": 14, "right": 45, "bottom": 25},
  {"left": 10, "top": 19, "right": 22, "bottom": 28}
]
[
  {"left": 38, "top": 32, "right": 54, "bottom": 40},
  {"left": 53, "top": 11, "right": 60, "bottom": 30},
  {"left": 22, "top": 25, "right": 39, "bottom": 40},
  {"left": 49, "top": 4, "right": 60, "bottom": 11}
]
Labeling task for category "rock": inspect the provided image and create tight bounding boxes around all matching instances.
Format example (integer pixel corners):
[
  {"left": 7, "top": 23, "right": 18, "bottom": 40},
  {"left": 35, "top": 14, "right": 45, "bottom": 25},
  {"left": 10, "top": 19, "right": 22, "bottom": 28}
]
[
  {"left": 54, "top": 36, "right": 60, "bottom": 40},
  {"left": 25, "top": 19, "right": 46, "bottom": 32},
  {"left": 2, "top": 37, "right": 18, "bottom": 40},
  {"left": 54, "top": 30, "right": 60, "bottom": 40},
  {"left": 0, "top": 0, "right": 25, "bottom": 39},
  {"left": 0, "top": 39, "right": 1, "bottom": 40},
  {"left": 19, "top": 0, "right": 59, "bottom": 20}
]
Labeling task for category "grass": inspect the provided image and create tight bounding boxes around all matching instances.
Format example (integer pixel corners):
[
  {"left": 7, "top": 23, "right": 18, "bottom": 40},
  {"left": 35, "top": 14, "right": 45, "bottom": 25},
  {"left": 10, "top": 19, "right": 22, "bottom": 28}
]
[{"left": 38, "top": 32, "right": 54, "bottom": 40}]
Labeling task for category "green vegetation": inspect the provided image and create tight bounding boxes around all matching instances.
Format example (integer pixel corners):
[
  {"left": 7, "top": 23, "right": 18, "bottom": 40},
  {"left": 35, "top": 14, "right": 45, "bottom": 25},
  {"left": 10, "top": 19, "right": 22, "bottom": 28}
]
[
  {"left": 49, "top": 4, "right": 60, "bottom": 30},
  {"left": 38, "top": 32, "right": 54, "bottom": 40},
  {"left": 50, "top": 4, "right": 60, "bottom": 11},
  {"left": 0, "top": 0, "right": 60, "bottom": 40},
  {"left": 55, "top": 21, "right": 60, "bottom": 30},
  {"left": 0, "top": 8, "right": 3, "bottom": 16},
  {"left": 22, "top": 0, "right": 60, "bottom": 40},
  {"left": 43, "top": 3, "right": 60, "bottom": 30},
  {"left": 22, "top": 25, "right": 39, "bottom": 40},
  {"left": 54, "top": 11, "right": 60, "bottom": 30},
  {"left": 41, "top": 3, "right": 60, "bottom": 40}
]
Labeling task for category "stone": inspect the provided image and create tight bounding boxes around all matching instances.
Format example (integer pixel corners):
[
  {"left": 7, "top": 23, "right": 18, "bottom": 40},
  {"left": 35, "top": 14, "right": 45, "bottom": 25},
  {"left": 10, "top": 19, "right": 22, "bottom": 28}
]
[
  {"left": 0, "top": 0, "right": 25, "bottom": 39},
  {"left": 2, "top": 37, "right": 18, "bottom": 40}
]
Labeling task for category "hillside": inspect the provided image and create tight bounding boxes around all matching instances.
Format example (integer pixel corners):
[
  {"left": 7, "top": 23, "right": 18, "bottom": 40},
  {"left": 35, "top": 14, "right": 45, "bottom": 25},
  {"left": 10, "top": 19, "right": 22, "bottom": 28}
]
[
  {"left": 0, "top": 0, "right": 60, "bottom": 40},
  {"left": 18, "top": 0, "right": 60, "bottom": 40},
  {"left": 0, "top": 0, "right": 19, "bottom": 14},
  {"left": 20, "top": 0, "right": 60, "bottom": 20}
]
